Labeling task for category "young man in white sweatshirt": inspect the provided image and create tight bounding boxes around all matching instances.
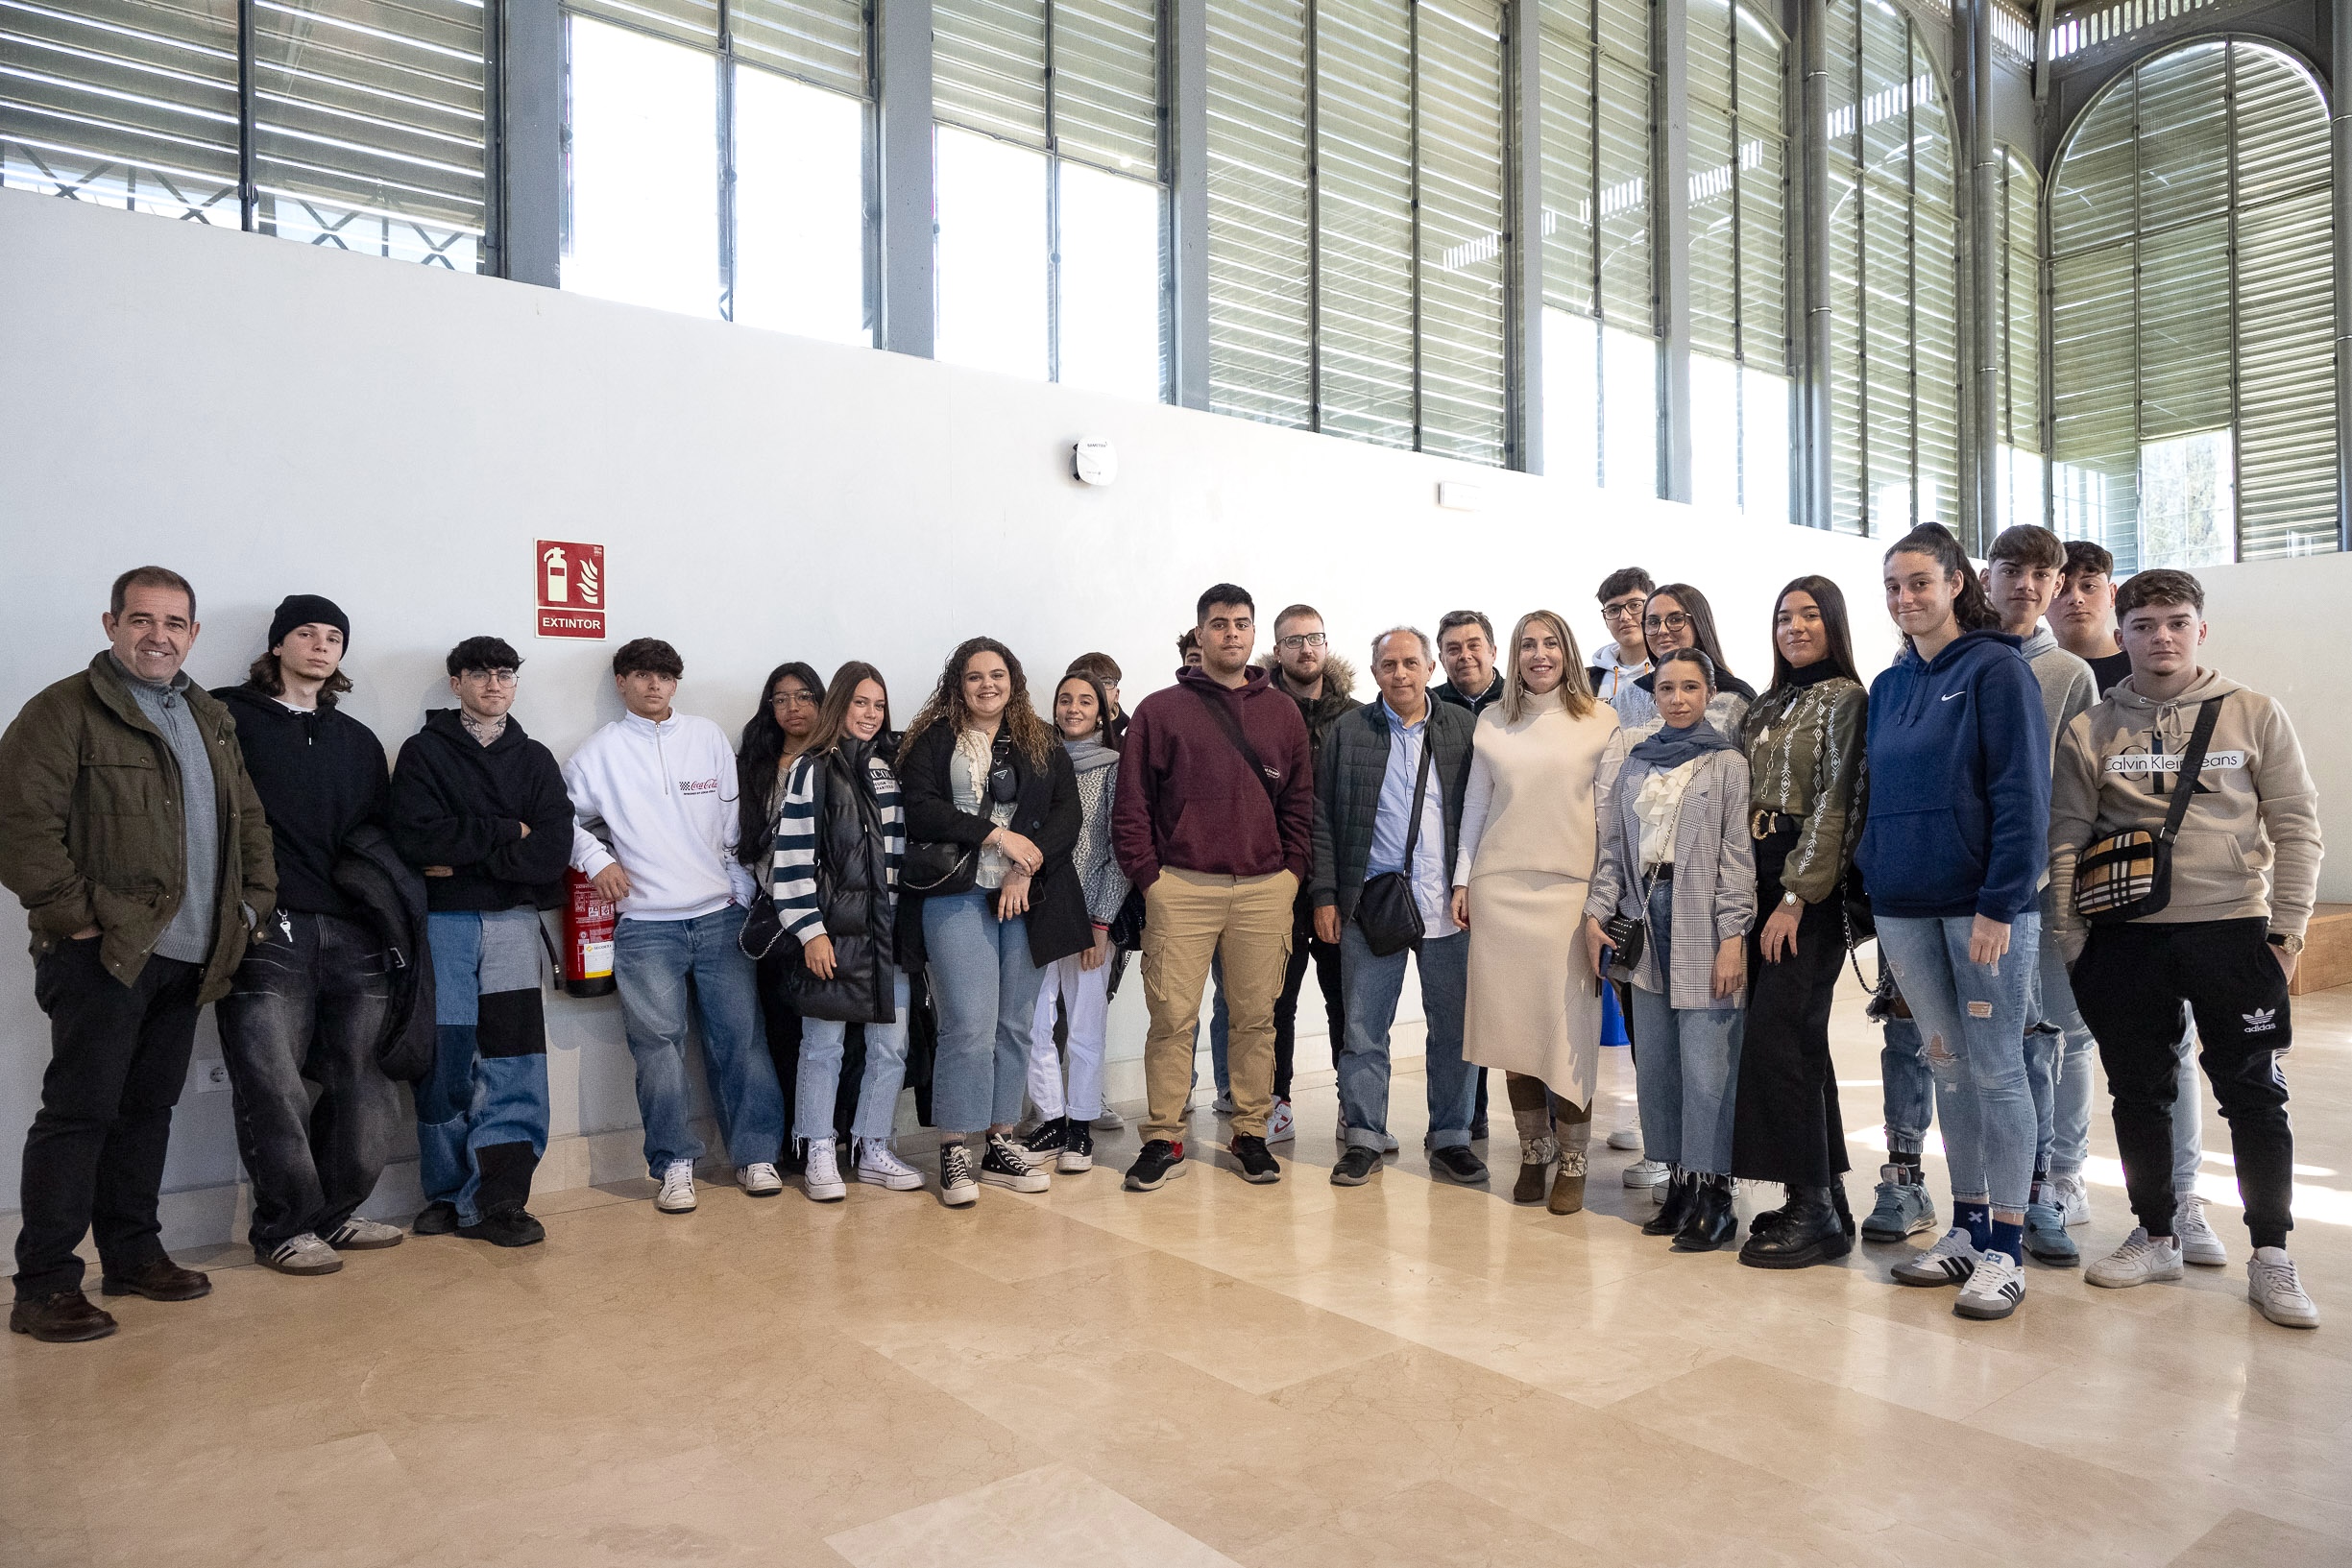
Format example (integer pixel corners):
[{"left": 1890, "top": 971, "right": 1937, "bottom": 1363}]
[
  {"left": 567, "top": 639, "right": 785, "bottom": 1212},
  {"left": 2050, "top": 570, "right": 2323, "bottom": 1329}
]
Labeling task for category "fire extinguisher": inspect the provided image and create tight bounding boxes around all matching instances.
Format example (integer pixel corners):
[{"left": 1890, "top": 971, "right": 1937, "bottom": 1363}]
[{"left": 561, "top": 868, "right": 618, "bottom": 999}]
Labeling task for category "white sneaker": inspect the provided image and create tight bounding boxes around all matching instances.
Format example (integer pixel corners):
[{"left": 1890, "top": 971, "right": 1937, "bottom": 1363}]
[
  {"left": 326, "top": 1217, "right": 404, "bottom": 1250},
  {"left": 1091, "top": 1106, "right": 1127, "bottom": 1132},
  {"left": 2085, "top": 1227, "right": 2185, "bottom": 1289},
  {"left": 855, "top": 1138, "right": 925, "bottom": 1192},
  {"left": 1954, "top": 1248, "right": 2026, "bottom": 1320},
  {"left": 1606, "top": 1127, "right": 1641, "bottom": 1151},
  {"left": 801, "top": 1141, "right": 846, "bottom": 1202},
  {"left": 2247, "top": 1246, "right": 2320, "bottom": 1329},
  {"left": 2173, "top": 1193, "right": 2228, "bottom": 1266},
  {"left": 2049, "top": 1172, "right": 2091, "bottom": 1227},
  {"left": 1622, "top": 1157, "right": 1669, "bottom": 1189},
  {"left": 1211, "top": 1092, "right": 1238, "bottom": 1116},
  {"left": 1265, "top": 1099, "right": 1296, "bottom": 1145},
  {"left": 262, "top": 1232, "right": 343, "bottom": 1275},
  {"left": 1891, "top": 1227, "right": 1982, "bottom": 1288},
  {"left": 655, "top": 1160, "right": 697, "bottom": 1213},
  {"left": 737, "top": 1161, "right": 784, "bottom": 1197}
]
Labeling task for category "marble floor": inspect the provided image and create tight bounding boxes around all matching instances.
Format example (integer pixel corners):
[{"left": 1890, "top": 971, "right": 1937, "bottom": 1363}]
[{"left": 7, "top": 984, "right": 2352, "bottom": 1568}]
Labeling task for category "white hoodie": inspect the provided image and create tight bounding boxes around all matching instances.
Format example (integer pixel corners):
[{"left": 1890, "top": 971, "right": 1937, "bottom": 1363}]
[{"left": 565, "top": 711, "right": 756, "bottom": 922}]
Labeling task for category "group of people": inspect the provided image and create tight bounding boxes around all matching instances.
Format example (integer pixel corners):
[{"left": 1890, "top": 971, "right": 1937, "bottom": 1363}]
[{"left": 0, "top": 527, "right": 2323, "bottom": 1343}]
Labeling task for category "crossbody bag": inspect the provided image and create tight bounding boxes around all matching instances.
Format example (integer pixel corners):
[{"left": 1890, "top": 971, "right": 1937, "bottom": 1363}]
[
  {"left": 2072, "top": 695, "right": 2225, "bottom": 924},
  {"left": 1355, "top": 733, "right": 1434, "bottom": 956}
]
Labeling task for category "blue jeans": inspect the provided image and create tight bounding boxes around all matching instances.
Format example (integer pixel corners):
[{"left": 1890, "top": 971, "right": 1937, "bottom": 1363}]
[
  {"left": 613, "top": 905, "right": 783, "bottom": 1173},
  {"left": 1877, "top": 912, "right": 2039, "bottom": 1212},
  {"left": 419, "top": 909, "right": 549, "bottom": 1224},
  {"left": 1628, "top": 878, "right": 1743, "bottom": 1176},
  {"left": 2027, "top": 917, "right": 2098, "bottom": 1178},
  {"left": 923, "top": 889, "right": 1047, "bottom": 1134},
  {"left": 797, "top": 972, "right": 911, "bottom": 1145},
  {"left": 1881, "top": 1014, "right": 1935, "bottom": 1158},
  {"left": 1336, "top": 926, "right": 1474, "bottom": 1151}
]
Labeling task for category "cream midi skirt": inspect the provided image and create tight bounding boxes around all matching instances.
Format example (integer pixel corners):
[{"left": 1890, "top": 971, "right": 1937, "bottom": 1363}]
[{"left": 1462, "top": 869, "right": 1602, "bottom": 1108}]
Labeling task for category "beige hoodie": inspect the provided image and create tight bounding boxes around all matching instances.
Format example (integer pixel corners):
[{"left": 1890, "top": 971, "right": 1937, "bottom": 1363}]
[{"left": 2048, "top": 667, "right": 2323, "bottom": 957}]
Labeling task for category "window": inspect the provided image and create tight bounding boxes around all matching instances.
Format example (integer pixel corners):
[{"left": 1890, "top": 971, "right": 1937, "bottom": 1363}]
[
  {"left": 1994, "top": 147, "right": 2043, "bottom": 528},
  {"left": 3, "top": 0, "right": 489, "bottom": 268},
  {"left": 932, "top": 0, "right": 1165, "bottom": 398},
  {"left": 2049, "top": 37, "right": 2337, "bottom": 570},
  {"left": 1822, "top": 0, "right": 1959, "bottom": 536},
  {"left": 1540, "top": 0, "right": 1656, "bottom": 494},
  {"left": 562, "top": 0, "right": 873, "bottom": 340},
  {"left": 1685, "top": 0, "right": 1788, "bottom": 519},
  {"left": 1205, "top": 0, "right": 1511, "bottom": 463}
]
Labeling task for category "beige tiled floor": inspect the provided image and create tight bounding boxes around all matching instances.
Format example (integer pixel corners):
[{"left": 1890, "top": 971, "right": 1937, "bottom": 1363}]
[{"left": 6, "top": 984, "right": 2351, "bottom": 1567}]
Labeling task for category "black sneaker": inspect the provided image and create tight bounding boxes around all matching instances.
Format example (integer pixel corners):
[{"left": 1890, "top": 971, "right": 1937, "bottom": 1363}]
[
  {"left": 1230, "top": 1134, "right": 1281, "bottom": 1184},
  {"left": 457, "top": 1208, "right": 546, "bottom": 1248},
  {"left": 981, "top": 1133, "right": 1052, "bottom": 1193},
  {"left": 1470, "top": 1119, "right": 1490, "bottom": 1142},
  {"left": 411, "top": 1200, "right": 461, "bottom": 1236},
  {"left": 1020, "top": 1117, "right": 1068, "bottom": 1164},
  {"left": 1330, "top": 1145, "right": 1383, "bottom": 1187},
  {"left": 1429, "top": 1144, "right": 1491, "bottom": 1184},
  {"left": 1058, "top": 1120, "right": 1095, "bottom": 1173},
  {"left": 1124, "top": 1139, "right": 1187, "bottom": 1192}
]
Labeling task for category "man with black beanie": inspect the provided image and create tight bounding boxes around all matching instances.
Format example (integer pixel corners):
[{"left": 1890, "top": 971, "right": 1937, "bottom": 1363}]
[
  {"left": 214, "top": 595, "right": 406, "bottom": 1275},
  {"left": 390, "top": 636, "right": 574, "bottom": 1246}
]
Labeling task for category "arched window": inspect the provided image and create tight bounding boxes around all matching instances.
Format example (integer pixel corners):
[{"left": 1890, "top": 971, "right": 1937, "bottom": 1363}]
[
  {"left": 2049, "top": 37, "right": 2337, "bottom": 569},
  {"left": 1823, "top": 0, "right": 1960, "bottom": 536}
]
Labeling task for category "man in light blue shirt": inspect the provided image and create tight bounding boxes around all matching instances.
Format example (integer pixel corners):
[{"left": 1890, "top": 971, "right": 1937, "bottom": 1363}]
[{"left": 1310, "top": 629, "right": 1485, "bottom": 1187}]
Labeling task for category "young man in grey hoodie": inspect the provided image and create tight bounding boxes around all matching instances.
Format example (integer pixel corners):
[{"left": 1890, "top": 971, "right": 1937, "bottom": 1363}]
[
  {"left": 1985, "top": 525, "right": 2101, "bottom": 1266},
  {"left": 2049, "top": 569, "right": 2322, "bottom": 1329}
]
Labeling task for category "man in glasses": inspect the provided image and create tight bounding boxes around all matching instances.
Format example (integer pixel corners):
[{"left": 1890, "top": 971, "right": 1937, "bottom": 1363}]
[
  {"left": 1248, "top": 605, "right": 1360, "bottom": 1143},
  {"left": 390, "top": 637, "right": 575, "bottom": 1247},
  {"left": 1115, "top": 585, "right": 1314, "bottom": 1190},
  {"left": 1588, "top": 567, "right": 1657, "bottom": 727},
  {"left": 565, "top": 639, "right": 787, "bottom": 1216}
]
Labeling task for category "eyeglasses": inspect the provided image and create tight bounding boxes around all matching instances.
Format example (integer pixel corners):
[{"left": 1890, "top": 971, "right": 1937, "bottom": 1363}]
[
  {"left": 1601, "top": 600, "right": 1647, "bottom": 621},
  {"left": 1277, "top": 633, "right": 1327, "bottom": 651},
  {"left": 769, "top": 690, "right": 817, "bottom": 709},
  {"left": 462, "top": 668, "right": 520, "bottom": 687},
  {"left": 1642, "top": 612, "right": 1693, "bottom": 635}
]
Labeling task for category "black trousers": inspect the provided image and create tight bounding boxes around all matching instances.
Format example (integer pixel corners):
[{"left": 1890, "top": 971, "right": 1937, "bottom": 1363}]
[
  {"left": 14, "top": 940, "right": 203, "bottom": 1300},
  {"left": 756, "top": 946, "right": 859, "bottom": 1162},
  {"left": 2072, "top": 917, "right": 2295, "bottom": 1249},
  {"left": 1272, "top": 901, "right": 1344, "bottom": 1100},
  {"left": 1731, "top": 832, "right": 1849, "bottom": 1187}
]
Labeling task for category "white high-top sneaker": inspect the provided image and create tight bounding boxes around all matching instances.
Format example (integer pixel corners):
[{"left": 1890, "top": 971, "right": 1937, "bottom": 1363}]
[
  {"left": 855, "top": 1138, "right": 925, "bottom": 1192},
  {"left": 803, "top": 1140, "right": 847, "bottom": 1202}
]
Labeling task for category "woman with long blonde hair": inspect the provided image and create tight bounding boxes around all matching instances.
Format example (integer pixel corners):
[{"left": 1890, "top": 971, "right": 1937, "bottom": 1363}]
[{"left": 1450, "top": 609, "right": 1627, "bottom": 1213}]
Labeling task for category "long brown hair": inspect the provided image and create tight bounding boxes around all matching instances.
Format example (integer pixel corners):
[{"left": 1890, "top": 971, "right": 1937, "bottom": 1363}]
[
  {"left": 1642, "top": 583, "right": 1741, "bottom": 689},
  {"left": 1766, "top": 575, "right": 1862, "bottom": 689},
  {"left": 1500, "top": 610, "right": 1597, "bottom": 724},
  {"left": 902, "top": 637, "right": 1055, "bottom": 767},
  {"left": 803, "top": 662, "right": 890, "bottom": 759},
  {"left": 1885, "top": 522, "right": 2000, "bottom": 637},
  {"left": 1052, "top": 672, "right": 1121, "bottom": 753},
  {"left": 245, "top": 652, "right": 352, "bottom": 707}
]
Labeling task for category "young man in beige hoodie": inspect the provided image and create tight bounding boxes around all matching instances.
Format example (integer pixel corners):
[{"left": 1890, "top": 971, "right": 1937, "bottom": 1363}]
[{"left": 2049, "top": 569, "right": 2323, "bottom": 1328}]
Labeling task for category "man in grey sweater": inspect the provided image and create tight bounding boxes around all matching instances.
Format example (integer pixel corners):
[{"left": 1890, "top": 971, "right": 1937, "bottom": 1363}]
[{"left": 1985, "top": 524, "right": 2106, "bottom": 1267}]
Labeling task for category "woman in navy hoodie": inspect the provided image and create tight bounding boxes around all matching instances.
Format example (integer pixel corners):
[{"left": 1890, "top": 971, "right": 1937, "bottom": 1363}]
[{"left": 1858, "top": 523, "right": 2049, "bottom": 1323}]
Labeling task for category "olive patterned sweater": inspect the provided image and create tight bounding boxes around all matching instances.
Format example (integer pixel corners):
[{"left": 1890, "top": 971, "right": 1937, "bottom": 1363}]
[{"left": 1738, "top": 666, "right": 1867, "bottom": 905}]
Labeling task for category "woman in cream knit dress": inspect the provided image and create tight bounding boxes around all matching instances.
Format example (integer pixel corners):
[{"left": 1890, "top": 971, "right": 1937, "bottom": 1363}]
[{"left": 1450, "top": 609, "right": 1627, "bottom": 1213}]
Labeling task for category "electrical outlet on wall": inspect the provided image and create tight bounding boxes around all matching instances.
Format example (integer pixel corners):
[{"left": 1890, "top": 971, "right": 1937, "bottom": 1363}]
[{"left": 195, "top": 1060, "right": 230, "bottom": 1094}]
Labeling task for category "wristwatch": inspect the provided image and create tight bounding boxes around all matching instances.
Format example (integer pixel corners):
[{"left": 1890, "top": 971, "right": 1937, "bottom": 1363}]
[
  {"left": 1781, "top": 890, "right": 1803, "bottom": 908},
  {"left": 2268, "top": 931, "right": 2305, "bottom": 956}
]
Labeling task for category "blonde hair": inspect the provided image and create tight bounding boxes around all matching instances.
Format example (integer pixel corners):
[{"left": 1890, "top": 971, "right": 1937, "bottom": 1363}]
[{"left": 1500, "top": 609, "right": 1597, "bottom": 724}]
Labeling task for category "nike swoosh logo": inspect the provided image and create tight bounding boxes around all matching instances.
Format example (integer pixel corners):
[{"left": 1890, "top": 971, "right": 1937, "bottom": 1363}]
[{"left": 1941, "top": 692, "right": 1965, "bottom": 702}]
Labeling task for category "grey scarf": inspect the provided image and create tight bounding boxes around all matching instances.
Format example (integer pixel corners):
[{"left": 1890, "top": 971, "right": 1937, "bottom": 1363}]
[{"left": 1062, "top": 734, "right": 1120, "bottom": 774}]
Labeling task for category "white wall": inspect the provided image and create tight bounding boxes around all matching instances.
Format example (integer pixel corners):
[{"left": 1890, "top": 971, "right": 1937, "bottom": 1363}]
[{"left": 0, "top": 187, "right": 1905, "bottom": 1245}]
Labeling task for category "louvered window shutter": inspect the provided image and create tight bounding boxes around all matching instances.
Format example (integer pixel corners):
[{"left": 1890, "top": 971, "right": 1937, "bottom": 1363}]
[
  {"left": 1417, "top": 0, "right": 1508, "bottom": 467},
  {"left": 1206, "top": 0, "right": 1314, "bottom": 426},
  {"left": 1317, "top": 0, "right": 1417, "bottom": 448},
  {"left": 732, "top": 0, "right": 869, "bottom": 95}
]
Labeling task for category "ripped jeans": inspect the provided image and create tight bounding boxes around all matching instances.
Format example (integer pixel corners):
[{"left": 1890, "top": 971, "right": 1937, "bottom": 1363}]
[{"left": 1876, "top": 912, "right": 2039, "bottom": 1214}]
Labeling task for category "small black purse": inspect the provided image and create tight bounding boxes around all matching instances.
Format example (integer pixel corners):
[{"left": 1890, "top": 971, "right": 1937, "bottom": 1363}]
[{"left": 1355, "top": 734, "right": 1434, "bottom": 958}]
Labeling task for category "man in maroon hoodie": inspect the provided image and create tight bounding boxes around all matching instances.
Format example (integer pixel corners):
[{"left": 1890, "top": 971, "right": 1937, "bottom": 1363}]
[{"left": 1114, "top": 584, "right": 1314, "bottom": 1189}]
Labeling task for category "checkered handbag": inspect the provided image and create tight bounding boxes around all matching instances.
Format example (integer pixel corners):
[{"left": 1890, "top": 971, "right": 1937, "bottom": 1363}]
[{"left": 2072, "top": 696, "right": 2223, "bottom": 924}]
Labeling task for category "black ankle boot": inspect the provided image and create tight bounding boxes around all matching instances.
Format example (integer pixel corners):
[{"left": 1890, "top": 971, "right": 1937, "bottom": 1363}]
[
  {"left": 1831, "top": 1179, "right": 1856, "bottom": 1241},
  {"left": 1738, "top": 1184, "right": 1852, "bottom": 1268},
  {"left": 1672, "top": 1176, "right": 1738, "bottom": 1251},
  {"left": 1641, "top": 1170, "right": 1696, "bottom": 1237}
]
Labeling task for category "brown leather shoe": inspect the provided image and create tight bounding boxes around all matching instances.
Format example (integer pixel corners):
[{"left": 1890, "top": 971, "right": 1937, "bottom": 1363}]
[
  {"left": 99, "top": 1259, "right": 212, "bottom": 1302},
  {"left": 10, "top": 1291, "right": 118, "bottom": 1342},
  {"left": 1548, "top": 1151, "right": 1588, "bottom": 1216}
]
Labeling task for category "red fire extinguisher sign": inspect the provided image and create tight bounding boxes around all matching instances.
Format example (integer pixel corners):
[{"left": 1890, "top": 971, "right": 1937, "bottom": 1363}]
[
  {"left": 537, "top": 540, "right": 606, "bottom": 639},
  {"left": 561, "top": 869, "right": 618, "bottom": 998}
]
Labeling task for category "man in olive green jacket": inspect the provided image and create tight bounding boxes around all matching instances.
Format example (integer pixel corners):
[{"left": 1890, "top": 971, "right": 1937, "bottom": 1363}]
[{"left": 0, "top": 567, "right": 276, "bottom": 1342}]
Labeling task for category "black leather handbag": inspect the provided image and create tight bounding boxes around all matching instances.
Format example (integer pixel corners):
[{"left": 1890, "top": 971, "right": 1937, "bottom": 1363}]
[{"left": 1354, "top": 734, "right": 1434, "bottom": 957}]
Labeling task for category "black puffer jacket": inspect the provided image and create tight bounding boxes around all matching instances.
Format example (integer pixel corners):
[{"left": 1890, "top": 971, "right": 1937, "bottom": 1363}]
[
  {"left": 788, "top": 741, "right": 902, "bottom": 1025},
  {"left": 894, "top": 721, "right": 1087, "bottom": 968}
]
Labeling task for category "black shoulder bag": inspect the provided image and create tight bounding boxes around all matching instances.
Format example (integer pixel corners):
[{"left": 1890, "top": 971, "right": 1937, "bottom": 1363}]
[
  {"left": 2073, "top": 695, "right": 2225, "bottom": 924},
  {"left": 1355, "top": 734, "right": 1434, "bottom": 956},
  {"left": 1188, "top": 684, "right": 1285, "bottom": 809}
]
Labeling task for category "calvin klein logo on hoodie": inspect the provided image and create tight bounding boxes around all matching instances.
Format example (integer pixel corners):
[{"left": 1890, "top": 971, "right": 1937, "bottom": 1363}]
[
  {"left": 677, "top": 776, "right": 721, "bottom": 796},
  {"left": 2105, "top": 751, "right": 2247, "bottom": 775}
]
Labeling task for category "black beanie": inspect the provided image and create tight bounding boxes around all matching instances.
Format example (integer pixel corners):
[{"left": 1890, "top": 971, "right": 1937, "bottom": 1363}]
[{"left": 268, "top": 593, "right": 351, "bottom": 651}]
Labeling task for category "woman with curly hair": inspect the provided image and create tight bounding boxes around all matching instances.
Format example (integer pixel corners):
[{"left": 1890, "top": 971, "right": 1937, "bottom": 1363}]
[{"left": 895, "top": 638, "right": 1090, "bottom": 1206}]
